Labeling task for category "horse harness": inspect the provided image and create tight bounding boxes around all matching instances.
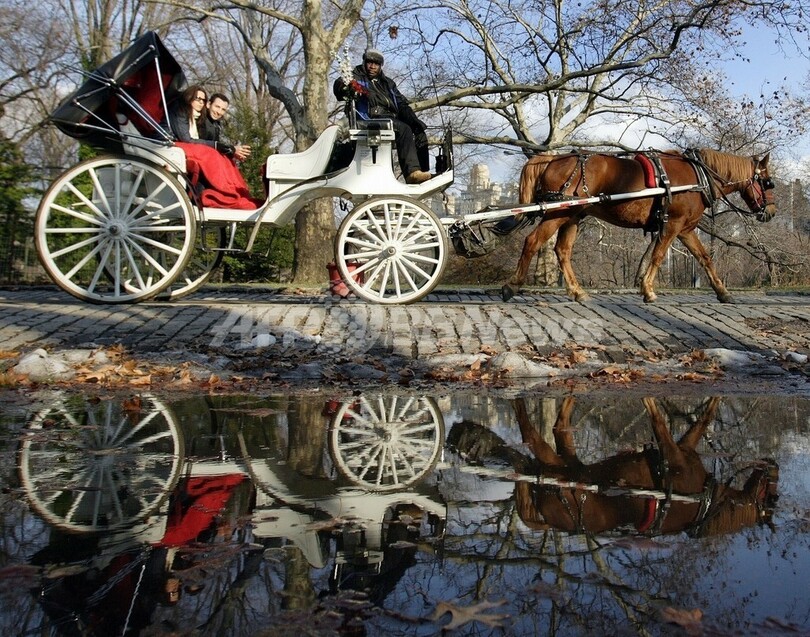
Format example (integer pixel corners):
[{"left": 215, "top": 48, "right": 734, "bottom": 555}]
[
  {"left": 533, "top": 151, "right": 701, "bottom": 236},
  {"left": 531, "top": 444, "right": 717, "bottom": 536},
  {"left": 634, "top": 152, "right": 674, "bottom": 235},
  {"left": 684, "top": 148, "right": 775, "bottom": 221}
]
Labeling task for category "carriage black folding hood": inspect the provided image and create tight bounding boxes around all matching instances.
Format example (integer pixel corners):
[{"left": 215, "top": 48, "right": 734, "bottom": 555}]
[{"left": 50, "top": 31, "right": 186, "bottom": 151}]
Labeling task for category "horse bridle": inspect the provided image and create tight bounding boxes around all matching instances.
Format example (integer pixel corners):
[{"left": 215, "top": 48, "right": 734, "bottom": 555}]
[
  {"left": 686, "top": 149, "right": 775, "bottom": 221},
  {"left": 747, "top": 160, "right": 776, "bottom": 220}
]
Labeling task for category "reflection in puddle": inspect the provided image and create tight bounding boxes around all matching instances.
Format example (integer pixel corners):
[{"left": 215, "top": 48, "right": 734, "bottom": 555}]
[{"left": 2, "top": 391, "right": 809, "bottom": 635}]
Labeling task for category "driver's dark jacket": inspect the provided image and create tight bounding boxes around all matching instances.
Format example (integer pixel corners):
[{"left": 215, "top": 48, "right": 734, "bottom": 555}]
[{"left": 334, "top": 64, "right": 425, "bottom": 133}]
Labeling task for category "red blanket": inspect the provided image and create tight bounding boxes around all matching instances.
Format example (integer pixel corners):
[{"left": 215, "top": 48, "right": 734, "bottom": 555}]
[{"left": 176, "top": 142, "right": 262, "bottom": 209}]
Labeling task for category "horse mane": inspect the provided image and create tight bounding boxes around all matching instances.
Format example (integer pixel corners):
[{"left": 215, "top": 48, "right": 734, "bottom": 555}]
[
  {"left": 692, "top": 487, "right": 761, "bottom": 537},
  {"left": 697, "top": 148, "right": 754, "bottom": 182}
]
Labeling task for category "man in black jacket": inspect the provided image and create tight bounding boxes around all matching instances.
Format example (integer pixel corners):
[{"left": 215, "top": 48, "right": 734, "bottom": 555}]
[
  {"left": 334, "top": 49, "right": 431, "bottom": 184},
  {"left": 202, "top": 93, "right": 251, "bottom": 161}
]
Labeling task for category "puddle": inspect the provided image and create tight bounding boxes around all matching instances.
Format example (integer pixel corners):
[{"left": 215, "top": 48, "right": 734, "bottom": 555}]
[{"left": 1, "top": 390, "right": 809, "bottom": 635}]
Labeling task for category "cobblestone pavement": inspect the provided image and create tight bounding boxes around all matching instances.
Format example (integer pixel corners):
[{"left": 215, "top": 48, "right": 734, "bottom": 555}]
[{"left": 2, "top": 286, "right": 809, "bottom": 362}]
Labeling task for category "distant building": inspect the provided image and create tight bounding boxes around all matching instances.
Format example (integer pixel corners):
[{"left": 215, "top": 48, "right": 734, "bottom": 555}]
[{"left": 452, "top": 164, "right": 518, "bottom": 217}]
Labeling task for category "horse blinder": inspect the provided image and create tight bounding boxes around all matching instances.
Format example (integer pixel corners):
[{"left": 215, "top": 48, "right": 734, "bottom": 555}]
[{"left": 749, "top": 172, "right": 776, "bottom": 222}]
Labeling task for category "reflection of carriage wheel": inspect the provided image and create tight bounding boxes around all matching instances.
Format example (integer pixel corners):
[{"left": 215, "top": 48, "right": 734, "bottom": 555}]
[
  {"left": 334, "top": 196, "right": 447, "bottom": 304},
  {"left": 18, "top": 394, "right": 184, "bottom": 533},
  {"left": 329, "top": 395, "right": 444, "bottom": 491},
  {"left": 35, "top": 155, "right": 196, "bottom": 303}
]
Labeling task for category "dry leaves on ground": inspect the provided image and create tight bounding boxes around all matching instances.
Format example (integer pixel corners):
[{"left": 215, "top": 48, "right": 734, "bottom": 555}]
[{"left": 588, "top": 365, "right": 646, "bottom": 382}]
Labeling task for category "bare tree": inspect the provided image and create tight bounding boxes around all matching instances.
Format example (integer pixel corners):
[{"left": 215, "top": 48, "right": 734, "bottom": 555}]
[{"left": 387, "top": 0, "right": 809, "bottom": 157}]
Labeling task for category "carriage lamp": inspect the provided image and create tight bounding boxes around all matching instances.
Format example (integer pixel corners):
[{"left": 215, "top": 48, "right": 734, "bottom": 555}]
[{"left": 367, "top": 122, "right": 382, "bottom": 163}]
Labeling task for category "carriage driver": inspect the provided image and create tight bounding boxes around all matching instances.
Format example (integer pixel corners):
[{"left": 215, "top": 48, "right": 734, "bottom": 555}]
[{"left": 333, "top": 49, "right": 432, "bottom": 185}]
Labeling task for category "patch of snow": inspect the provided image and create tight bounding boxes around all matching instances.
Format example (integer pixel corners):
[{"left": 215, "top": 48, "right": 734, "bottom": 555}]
[
  {"left": 703, "top": 348, "right": 766, "bottom": 368},
  {"left": 488, "top": 352, "right": 560, "bottom": 378},
  {"left": 13, "top": 349, "right": 74, "bottom": 381}
]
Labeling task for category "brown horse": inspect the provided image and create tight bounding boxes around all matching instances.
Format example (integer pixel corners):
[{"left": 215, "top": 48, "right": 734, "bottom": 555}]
[
  {"left": 503, "top": 149, "right": 776, "bottom": 303},
  {"left": 449, "top": 397, "right": 778, "bottom": 538}
]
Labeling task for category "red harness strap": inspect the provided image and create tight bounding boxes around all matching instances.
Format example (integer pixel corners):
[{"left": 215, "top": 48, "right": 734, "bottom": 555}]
[
  {"left": 634, "top": 153, "right": 658, "bottom": 188},
  {"left": 636, "top": 497, "right": 659, "bottom": 533}
]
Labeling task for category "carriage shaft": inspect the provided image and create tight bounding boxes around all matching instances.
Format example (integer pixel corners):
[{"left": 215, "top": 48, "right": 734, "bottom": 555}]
[{"left": 457, "top": 184, "right": 703, "bottom": 224}]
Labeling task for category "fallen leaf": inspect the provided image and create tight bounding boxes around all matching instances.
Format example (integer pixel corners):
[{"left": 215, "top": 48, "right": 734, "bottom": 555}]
[
  {"left": 429, "top": 599, "right": 509, "bottom": 631},
  {"left": 122, "top": 396, "right": 142, "bottom": 414},
  {"left": 660, "top": 606, "right": 703, "bottom": 634},
  {"left": 128, "top": 375, "right": 152, "bottom": 386},
  {"left": 569, "top": 350, "right": 588, "bottom": 364}
]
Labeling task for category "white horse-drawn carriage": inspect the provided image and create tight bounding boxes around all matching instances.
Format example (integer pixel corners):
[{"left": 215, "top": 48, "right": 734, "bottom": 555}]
[{"left": 37, "top": 32, "right": 459, "bottom": 305}]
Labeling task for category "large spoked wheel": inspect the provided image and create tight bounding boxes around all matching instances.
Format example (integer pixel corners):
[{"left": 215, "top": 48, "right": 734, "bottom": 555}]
[
  {"left": 35, "top": 155, "right": 196, "bottom": 303},
  {"left": 329, "top": 394, "right": 445, "bottom": 491},
  {"left": 155, "top": 225, "right": 226, "bottom": 300},
  {"left": 334, "top": 196, "right": 447, "bottom": 304},
  {"left": 18, "top": 393, "right": 184, "bottom": 533}
]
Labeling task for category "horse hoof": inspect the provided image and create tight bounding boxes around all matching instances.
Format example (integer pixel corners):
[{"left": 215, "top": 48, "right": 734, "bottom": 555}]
[
  {"left": 643, "top": 293, "right": 657, "bottom": 303},
  {"left": 574, "top": 292, "right": 591, "bottom": 302},
  {"left": 501, "top": 284, "right": 516, "bottom": 302},
  {"left": 719, "top": 294, "right": 735, "bottom": 304}
]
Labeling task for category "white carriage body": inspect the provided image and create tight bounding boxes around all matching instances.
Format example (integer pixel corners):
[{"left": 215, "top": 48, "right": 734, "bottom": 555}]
[{"left": 38, "top": 30, "right": 457, "bottom": 306}]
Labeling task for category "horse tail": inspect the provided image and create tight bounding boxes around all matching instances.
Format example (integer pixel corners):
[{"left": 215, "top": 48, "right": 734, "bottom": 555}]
[
  {"left": 519, "top": 153, "right": 580, "bottom": 205},
  {"left": 519, "top": 154, "right": 560, "bottom": 204}
]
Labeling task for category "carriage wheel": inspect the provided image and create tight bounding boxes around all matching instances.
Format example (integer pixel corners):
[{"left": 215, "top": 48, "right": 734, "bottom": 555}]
[
  {"left": 111, "top": 224, "right": 225, "bottom": 301},
  {"left": 155, "top": 225, "right": 226, "bottom": 300},
  {"left": 329, "top": 394, "right": 444, "bottom": 491},
  {"left": 334, "top": 196, "right": 447, "bottom": 304},
  {"left": 18, "top": 393, "right": 184, "bottom": 533},
  {"left": 35, "top": 155, "right": 196, "bottom": 303}
]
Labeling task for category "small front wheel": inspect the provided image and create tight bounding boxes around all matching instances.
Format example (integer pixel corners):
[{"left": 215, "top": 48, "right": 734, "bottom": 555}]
[{"left": 334, "top": 196, "right": 447, "bottom": 304}]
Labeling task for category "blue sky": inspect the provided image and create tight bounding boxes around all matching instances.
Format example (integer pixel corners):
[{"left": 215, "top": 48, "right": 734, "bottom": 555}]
[{"left": 721, "top": 23, "right": 810, "bottom": 162}]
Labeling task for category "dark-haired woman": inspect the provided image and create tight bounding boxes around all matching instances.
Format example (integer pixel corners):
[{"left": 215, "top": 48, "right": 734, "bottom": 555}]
[{"left": 167, "top": 85, "right": 260, "bottom": 210}]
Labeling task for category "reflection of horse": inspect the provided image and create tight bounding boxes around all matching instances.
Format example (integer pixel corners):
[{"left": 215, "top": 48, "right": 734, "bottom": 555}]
[
  {"left": 451, "top": 397, "right": 778, "bottom": 538},
  {"left": 502, "top": 150, "right": 776, "bottom": 303}
]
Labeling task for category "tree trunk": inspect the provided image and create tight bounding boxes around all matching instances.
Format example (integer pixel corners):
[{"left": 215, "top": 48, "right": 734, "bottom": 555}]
[{"left": 293, "top": 198, "right": 336, "bottom": 284}]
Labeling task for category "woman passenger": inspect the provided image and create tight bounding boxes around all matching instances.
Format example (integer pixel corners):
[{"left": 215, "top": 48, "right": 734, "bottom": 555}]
[{"left": 166, "top": 85, "right": 260, "bottom": 209}]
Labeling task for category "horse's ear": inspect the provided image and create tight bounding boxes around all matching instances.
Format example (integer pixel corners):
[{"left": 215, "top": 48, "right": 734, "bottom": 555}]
[{"left": 759, "top": 152, "right": 770, "bottom": 168}]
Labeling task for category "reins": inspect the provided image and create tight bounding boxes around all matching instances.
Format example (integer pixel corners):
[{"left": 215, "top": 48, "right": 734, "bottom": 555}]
[{"left": 684, "top": 148, "right": 773, "bottom": 219}]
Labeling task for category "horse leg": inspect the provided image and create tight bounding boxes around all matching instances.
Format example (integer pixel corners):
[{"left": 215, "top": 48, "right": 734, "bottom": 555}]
[
  {"left": 503, "top": 217, "right": 568, "bottom": 301},
  {"left": 678, "top": 230, "right": 734, "bottom": 303},
  {"left": 643, "top": 396, "right": 693, "bottom": 468},
  {"left": 638, "top": 231, "right": 677, "bottom": 303},
  {"left": 644, "top": 397, "right": 711, "bottom": 492},
  {"left": 554, "top": 220, "right": 590, "bottom": 301},
  {"left": 551, "top": 396, "right": 583, "bottom": 465},
  {"left": 634, "top": 236, "right": 656, "bottom": 287},
  {"left": 677, "top": 397, "right": 720, "bottom": 451},
  {"left": 513, "top": 397, "right": 567, "bottom": 467}
]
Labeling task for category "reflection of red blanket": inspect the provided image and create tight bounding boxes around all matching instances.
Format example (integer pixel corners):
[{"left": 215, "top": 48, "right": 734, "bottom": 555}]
[
  {"left": 176, "top": 142, "right": 261, "bottom": 210},
  {"left": 159, "top": 474, "right": 247, "bottom": 547}
]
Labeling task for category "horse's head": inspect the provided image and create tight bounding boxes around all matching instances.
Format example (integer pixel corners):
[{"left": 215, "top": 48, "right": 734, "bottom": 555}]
[
  {"left": 741, "top": 152, "right": 776, "bottom": 222},
  {"left": 696, "top": 458, "right": 780, "bottom": 537},
  {"left": 743, "top": 457, "right": 780, "bottom": 527}
]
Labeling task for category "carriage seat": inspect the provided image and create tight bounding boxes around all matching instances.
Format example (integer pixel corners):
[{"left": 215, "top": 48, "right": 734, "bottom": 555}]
[
  {"left": 265, "top": 124, "right": 342, "bottom": 181},
  {"left": 116, "top": 114, "right": 187, "bottom": 173},
  {"left": 355, "top": 118, "right": 394, "bottom": 131}
]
